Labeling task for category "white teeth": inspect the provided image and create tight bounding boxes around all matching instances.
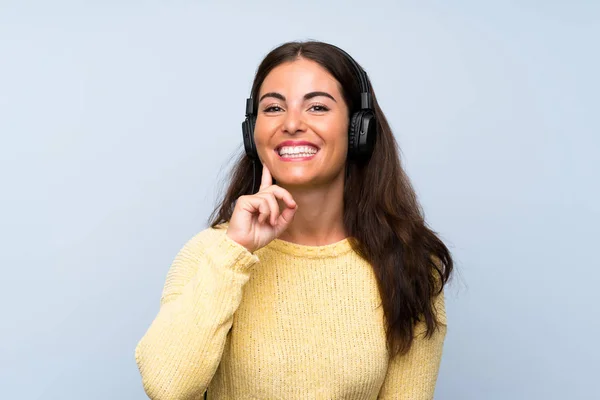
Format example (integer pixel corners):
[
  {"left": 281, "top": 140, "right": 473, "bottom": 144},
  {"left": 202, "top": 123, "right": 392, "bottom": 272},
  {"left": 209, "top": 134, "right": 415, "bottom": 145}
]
[
  {"left": 278, "top": 145, "right": 318, "bottom": 157},
  {"left": 280, "top": 153, "right": 315, "bottom": 158}
]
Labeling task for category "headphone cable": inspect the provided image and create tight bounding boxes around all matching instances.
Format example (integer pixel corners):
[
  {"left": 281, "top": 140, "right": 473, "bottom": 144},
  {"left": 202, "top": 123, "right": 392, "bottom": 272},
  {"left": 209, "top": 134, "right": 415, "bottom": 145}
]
[{"left": 251, "top": 159, "right": 256, "bottom": 194}]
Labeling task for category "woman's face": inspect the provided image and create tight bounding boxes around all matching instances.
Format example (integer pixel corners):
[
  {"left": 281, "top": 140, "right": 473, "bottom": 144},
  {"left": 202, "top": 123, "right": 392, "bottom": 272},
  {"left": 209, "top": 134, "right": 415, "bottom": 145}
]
[{"left": 254, "top": 58, "right": 349, "bottom": 188}]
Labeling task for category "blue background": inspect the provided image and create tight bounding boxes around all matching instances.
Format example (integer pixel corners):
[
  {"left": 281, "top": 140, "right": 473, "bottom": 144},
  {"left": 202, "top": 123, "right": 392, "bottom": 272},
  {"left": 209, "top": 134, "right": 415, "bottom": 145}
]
[{"left": 1, "top": 1, "right": 598, "bottom": 398}]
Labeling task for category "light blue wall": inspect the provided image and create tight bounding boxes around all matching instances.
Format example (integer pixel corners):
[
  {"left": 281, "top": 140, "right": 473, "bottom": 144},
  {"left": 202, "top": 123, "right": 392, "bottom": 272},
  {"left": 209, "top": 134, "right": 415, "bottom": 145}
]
[{"left": 1, "top": 1, "right": 598, "bottom": 399}]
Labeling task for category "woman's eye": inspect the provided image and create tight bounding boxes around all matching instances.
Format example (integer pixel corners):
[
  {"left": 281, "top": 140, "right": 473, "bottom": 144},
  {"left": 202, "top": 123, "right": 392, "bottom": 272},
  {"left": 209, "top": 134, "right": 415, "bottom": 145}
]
[
  {"left": 310, "top": 104, "right": 329, "bottom": 112},
  {"left": 264, "top": 105, "right": 283, "bottom": 113}
]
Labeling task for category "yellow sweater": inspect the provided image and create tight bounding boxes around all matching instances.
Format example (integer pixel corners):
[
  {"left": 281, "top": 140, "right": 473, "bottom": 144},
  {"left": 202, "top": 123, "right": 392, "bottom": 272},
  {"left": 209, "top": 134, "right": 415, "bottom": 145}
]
[{"left": 135, "top": 223, "right": 447, "bottom": 400}]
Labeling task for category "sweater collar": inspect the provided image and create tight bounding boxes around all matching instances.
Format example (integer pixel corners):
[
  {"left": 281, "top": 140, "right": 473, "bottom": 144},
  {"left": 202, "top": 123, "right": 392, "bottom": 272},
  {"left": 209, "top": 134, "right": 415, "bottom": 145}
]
[{"left": 266, "top": 236, "right": 355, "bottom": 258}]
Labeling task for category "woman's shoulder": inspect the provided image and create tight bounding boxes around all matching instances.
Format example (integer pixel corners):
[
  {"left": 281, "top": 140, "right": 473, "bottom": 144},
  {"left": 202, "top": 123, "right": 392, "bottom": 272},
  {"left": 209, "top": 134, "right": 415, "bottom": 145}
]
[
  {"left": 182, "top": 222, "right": 229, "bottom": 250},
  {"left": 166, "top": 222, "right": 243, "bottom": 272}
]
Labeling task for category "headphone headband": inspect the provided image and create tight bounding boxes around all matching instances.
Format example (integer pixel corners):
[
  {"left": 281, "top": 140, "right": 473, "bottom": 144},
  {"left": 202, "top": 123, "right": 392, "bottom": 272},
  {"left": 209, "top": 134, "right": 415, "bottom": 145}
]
[
  {"left": 327, "top": 44, "right": 373, "bottom": 110},
  {"left": 245, "top": 98, "right": 254, "bottom": 117}
]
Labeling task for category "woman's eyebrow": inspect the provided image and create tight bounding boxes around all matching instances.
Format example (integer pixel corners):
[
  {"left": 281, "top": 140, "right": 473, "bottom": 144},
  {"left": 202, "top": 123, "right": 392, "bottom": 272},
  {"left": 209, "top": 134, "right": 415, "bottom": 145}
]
[
  {"left": 304, "top": 91, "right": 337, "bottom": 102},
  {"left": 258, "top": 91, "right": 337, "bottom": 103},
  {"left": 259, "top": 92, "right": 285, "bottom": 103}
]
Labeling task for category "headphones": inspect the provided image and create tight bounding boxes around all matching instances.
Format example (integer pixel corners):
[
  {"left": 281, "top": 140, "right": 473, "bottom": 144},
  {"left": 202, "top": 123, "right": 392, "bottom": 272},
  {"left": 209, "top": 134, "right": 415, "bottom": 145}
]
[{"left": 241, "top": 45, "right": 377, "bottom": 163}]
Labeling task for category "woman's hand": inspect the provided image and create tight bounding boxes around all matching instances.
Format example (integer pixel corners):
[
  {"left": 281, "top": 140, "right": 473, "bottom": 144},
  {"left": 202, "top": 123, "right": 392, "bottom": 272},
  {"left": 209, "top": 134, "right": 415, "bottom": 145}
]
[{"left": 226, "top": 165, "right": 298, "bottom": 253}]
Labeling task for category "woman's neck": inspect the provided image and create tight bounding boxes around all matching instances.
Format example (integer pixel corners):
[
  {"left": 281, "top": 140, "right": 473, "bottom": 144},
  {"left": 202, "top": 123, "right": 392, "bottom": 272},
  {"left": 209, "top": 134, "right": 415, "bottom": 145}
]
[{"left": 276, "top": 177, "right": 346, "bottom": 246}]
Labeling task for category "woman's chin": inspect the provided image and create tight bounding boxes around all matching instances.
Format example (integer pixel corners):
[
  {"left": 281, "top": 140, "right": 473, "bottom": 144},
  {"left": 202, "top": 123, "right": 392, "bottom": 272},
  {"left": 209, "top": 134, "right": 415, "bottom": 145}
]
[
  {"left": 271, "top": 174, "right": 315, "bottom": 188},
  {"left": 272, "top": 168, "right": 344, "bottom": 189}
]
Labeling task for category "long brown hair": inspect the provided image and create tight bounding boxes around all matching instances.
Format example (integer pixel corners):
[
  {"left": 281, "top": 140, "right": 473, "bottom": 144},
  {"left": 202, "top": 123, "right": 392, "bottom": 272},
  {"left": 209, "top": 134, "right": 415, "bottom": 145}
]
[{"left": 208, "top": 40, "right": 453, "bottom": 356}]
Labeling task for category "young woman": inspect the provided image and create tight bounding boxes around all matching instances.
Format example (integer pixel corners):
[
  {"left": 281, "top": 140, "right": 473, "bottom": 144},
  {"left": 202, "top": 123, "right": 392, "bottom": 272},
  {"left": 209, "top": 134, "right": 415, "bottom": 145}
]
[{"left": 135, "top": 40, "right": 454, "bottom": 400}]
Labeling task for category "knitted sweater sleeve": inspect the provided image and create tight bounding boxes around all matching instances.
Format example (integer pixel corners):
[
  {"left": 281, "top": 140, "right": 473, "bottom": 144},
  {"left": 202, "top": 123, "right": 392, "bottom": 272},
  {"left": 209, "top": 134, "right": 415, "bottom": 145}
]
[
  {"left": 377, "top": 291, "right": 448, "bottom": 400},
  {"left": 134, "top": 227, "right": 259, "bottom": 400}
]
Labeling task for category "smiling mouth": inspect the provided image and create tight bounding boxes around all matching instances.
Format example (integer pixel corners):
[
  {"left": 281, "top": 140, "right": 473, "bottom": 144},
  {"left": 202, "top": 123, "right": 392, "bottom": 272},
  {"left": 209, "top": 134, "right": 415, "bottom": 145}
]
[{"left": 274, "top": 147, "right": 319, "bottom": 161}]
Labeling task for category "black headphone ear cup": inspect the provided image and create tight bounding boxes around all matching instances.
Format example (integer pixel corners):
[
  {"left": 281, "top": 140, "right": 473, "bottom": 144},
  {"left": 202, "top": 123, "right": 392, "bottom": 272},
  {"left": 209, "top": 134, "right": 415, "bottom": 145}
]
[
  {"left": 348, "top": 112, "right": 362, "bottom": 159},
  {"left": 359, "top": 110, "right": 377, "bottom": 158},
  {"left": 242, "top": 115, "right": 258, "bottom": 159},
  {"left": 348, "top": 110, "right": 376, "bottom": 160}
]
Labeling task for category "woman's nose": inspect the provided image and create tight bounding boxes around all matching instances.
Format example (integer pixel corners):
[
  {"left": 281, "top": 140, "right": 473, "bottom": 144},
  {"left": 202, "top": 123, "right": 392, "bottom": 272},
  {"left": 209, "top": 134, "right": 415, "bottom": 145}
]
[{"left": 282, "top": 108, "right": 306, "bottom": 134}]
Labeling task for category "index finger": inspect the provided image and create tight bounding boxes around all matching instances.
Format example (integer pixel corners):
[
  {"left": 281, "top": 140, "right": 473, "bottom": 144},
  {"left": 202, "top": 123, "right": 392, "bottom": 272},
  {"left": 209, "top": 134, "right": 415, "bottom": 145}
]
[{"left": 259, "top": 164, "right": 273, "bottom": 191}]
